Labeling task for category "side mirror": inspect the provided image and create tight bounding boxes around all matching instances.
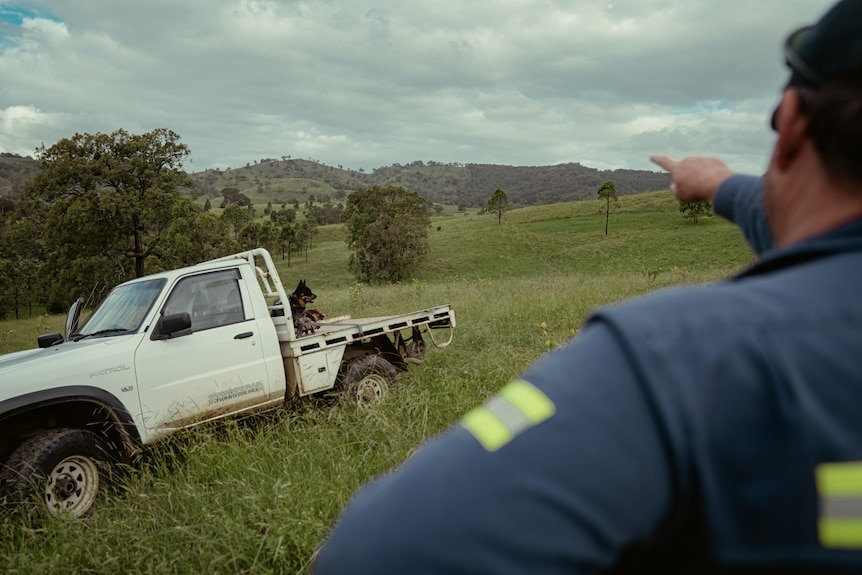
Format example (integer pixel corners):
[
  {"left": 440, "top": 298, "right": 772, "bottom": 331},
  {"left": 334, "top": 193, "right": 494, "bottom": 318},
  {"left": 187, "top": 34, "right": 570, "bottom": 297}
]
[
  {"left": 152, "top": 312, "right": 192, "bottom": 340},
  {"left": 37, "top": 333, "right": 64, "bottom": 348}
]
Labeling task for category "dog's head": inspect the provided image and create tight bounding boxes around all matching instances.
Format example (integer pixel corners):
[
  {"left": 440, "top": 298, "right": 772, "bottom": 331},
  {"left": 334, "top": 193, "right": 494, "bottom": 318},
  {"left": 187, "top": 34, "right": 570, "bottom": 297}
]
[{"left": 288, "top": 279, "right": 317, "bottom": 308}]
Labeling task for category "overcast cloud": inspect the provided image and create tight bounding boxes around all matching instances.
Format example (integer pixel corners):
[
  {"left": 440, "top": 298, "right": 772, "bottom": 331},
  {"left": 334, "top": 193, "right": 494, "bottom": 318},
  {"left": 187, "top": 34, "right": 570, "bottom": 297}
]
[{"left": 0, "top": 0, "right": 837, "bottom": 176}]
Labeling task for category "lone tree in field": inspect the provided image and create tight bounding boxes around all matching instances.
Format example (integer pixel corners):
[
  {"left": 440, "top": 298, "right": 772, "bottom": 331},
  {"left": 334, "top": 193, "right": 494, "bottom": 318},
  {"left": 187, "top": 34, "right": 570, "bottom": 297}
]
[
  {"left": 597, "top": 180, "right": 618, "bottom": 235},
  {"left": 487, "top": 188, "right": 510, "bottom": 224},
  {"left": 679, "top": 199, "right": 713, "bottom": 224},
  {"left": 342, "top": 185, "right": 430, "bottom": 283}
]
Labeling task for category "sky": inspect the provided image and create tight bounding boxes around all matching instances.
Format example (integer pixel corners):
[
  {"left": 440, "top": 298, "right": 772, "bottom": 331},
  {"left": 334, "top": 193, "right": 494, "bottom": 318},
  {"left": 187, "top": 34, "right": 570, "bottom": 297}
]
[{"left": 0, "top": 0, "right": 837, "bottom": 175}]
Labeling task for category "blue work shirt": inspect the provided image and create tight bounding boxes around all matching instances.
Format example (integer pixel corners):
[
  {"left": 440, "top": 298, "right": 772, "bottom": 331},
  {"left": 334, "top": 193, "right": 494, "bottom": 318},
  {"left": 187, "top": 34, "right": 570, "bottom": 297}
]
[{"left": 314, "top": 176, "right": 862, "bottom": 574}]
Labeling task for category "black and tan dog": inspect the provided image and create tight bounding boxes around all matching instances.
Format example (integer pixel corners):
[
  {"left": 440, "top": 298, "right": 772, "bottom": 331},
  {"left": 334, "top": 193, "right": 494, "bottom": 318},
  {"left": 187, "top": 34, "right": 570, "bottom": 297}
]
[{"left": 287, "top": 279, "right": 325, "bottom": 336}]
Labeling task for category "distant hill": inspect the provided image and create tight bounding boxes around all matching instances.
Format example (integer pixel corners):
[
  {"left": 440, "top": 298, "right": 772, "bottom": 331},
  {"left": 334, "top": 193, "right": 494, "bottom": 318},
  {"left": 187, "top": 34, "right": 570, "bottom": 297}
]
[
  {"left": 1, "top": 154, "right": 670, "bottom": 209},
  {"left": 0, "top": 153, "right": 41, "bottom": 201},
  {"left": 187, "top": 158, "right": 671, "bottom": 208}
]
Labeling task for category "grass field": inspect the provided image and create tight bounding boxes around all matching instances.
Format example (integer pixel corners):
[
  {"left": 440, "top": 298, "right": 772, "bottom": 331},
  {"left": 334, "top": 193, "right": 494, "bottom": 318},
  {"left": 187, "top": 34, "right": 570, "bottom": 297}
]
[{"left": 0, "top": 191, "right": 755, "bottom": 574}]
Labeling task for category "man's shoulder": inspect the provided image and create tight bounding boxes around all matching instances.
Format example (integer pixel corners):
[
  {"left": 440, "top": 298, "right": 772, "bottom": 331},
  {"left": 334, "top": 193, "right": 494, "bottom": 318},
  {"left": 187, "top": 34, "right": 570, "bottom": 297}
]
[
  {"left": 592, "top": 249, "right": 861, "bottom": 347},
  {"left": 590, "top": 279, "right": 758, "bottom": 338}
]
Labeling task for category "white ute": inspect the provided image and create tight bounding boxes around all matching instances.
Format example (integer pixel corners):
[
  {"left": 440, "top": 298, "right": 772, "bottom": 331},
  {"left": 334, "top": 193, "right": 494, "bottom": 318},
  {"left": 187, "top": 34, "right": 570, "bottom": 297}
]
[{"left": 0, "top": 248, "right": 455, "bottom": 517}]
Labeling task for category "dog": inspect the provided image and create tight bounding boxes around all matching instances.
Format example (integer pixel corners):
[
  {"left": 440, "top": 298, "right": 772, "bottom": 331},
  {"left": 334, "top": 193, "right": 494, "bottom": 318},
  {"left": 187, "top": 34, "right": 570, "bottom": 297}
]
[{"left": 287, "top": 279, "right": 325, "bottom": 336}]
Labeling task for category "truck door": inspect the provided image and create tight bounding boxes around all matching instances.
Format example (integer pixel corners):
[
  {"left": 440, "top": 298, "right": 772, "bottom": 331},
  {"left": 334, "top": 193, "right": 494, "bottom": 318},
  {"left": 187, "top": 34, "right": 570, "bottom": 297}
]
[{"left": 133, "top": 268, "right": 271, "bottom": 438}]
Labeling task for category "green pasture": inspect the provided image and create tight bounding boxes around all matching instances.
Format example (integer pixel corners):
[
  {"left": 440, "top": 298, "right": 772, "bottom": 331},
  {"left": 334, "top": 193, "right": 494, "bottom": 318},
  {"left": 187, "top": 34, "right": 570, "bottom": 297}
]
[{"left": 0, "top": 191, "right": 756, "bottom": 573}]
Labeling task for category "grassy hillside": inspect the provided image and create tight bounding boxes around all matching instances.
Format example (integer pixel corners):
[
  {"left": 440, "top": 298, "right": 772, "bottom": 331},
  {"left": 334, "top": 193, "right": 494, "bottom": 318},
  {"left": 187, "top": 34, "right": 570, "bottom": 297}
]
[
  {"left": 0, "top": 192, "right": 755, "bottom": 574},
  {"left": 277, "top": 190, "right": 753, "bottom": 293},
  {"left": 186, "top": 158, "right": 671, "bottom": 211}
]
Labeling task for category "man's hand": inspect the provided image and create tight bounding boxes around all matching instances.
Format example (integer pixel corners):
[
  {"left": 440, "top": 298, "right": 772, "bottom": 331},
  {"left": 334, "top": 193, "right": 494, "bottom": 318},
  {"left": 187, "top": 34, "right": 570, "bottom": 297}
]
[{"left": 650, "top": 155, "right": 734, "bottom": 203}]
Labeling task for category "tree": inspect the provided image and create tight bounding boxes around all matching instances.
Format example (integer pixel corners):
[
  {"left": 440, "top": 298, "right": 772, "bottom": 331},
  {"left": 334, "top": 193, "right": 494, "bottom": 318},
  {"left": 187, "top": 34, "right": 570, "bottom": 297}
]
[
  {"left": 679, "top": 200, "right": 713, "bottom": 224},
  {"left": 294, "top": 220, "right": 312, "bottom": 262},
  {"left": 597, "top": 180, "right": 618, "bottom": 235},
  {"left": 162, "top": 196, "right": 234, "bottom": 267},
  {"left": 487, "top": 188, "right": 509, "bottom": 224},
  {"left": 238, "top": 220, "right": 279, "bottom": 253},
  {"left": 219, "top": 187, "right": 251, "bottom": 208},
  {"left": 27, "top": 128, "right": 190, "bottom": 304},
  {"left": 342, "top": 185, "right": 430, "bottom": 283},
  {"left": 308, "top": 203, "right": 343, "bottom": 225},
  {"left": 220, "top": 204, "right": 252, "bottom": 238},
  {"left": 276, "top": 220, "right": 296, "bottom": 264},
  {"left": 277, "top": 220, "right": 297, "bottom": 265},
  {"left": 0, "top": 202, "right": 45, "bottom": 319}
]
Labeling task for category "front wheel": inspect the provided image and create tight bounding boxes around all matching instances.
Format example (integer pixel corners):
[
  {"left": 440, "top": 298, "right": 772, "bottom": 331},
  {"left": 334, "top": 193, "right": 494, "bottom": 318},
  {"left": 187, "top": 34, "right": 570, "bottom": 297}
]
[
  {"left": 339, "top": 355, "right": 400, "bottom": 406},
  {"left": 0, "top": 428, "right": 111, "bottom": 518}
]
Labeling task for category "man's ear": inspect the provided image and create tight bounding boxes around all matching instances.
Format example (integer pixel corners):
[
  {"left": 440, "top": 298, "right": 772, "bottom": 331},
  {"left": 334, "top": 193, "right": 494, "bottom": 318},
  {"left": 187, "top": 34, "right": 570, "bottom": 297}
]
[{"left": 773, "top": 88, "right": 810, "bottom": 171}]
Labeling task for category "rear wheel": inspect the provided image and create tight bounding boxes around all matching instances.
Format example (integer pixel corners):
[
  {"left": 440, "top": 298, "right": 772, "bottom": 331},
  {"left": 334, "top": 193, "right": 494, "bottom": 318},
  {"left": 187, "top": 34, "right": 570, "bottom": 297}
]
[
  {"left": 0, "top": 428, "right": 111, "bottom": 518},
  {"left": 339, "top": 355, "right": 400, "bottom": 406}
]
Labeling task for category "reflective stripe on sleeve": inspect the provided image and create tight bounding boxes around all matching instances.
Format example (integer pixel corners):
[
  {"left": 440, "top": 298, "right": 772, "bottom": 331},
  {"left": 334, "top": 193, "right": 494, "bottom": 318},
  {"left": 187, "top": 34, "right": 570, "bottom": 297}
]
[
  {"left": 461, "top": 379, "right": 555, "bottom": 452},
  {"left": 816, "top": 461, "right": 862, "bottom": 549}
]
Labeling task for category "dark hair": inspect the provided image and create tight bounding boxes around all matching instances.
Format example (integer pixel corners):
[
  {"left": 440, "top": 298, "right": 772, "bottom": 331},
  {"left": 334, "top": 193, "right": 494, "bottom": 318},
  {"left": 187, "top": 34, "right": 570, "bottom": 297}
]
[{"left": 797, "top": 70, "right": 862, "bottom": 185}]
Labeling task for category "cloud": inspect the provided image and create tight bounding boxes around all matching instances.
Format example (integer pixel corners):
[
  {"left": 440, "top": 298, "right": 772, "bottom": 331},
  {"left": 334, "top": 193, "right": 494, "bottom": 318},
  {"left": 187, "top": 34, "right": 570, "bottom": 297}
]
[
  {"left": 0, "top": 0, "right": 836, "bottom": 175},
  {"left": 0, "top": 104, "right": 63, "bottom": 155}
]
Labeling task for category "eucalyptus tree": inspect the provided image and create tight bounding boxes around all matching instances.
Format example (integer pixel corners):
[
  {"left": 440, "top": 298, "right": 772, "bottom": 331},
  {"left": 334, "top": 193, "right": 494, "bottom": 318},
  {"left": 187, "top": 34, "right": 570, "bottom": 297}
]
[
  {"left": 28, "top": 128, "right": 191, "bottom": 305},
  {"left": 486, "top": 188, "right": 509, "bottom": 224},
  {"left": 679, "top": 199, "right": 713, "bottom": 224},
  {"left": 220, "top": 203, "right": 252, "bottom": 238},
  {"left": 597, "top": 180, "right": 618, "bottom": 235},
  {"left": 342, "top": 185, "right": 430, "bottom": 283},
  {"left": 0, "top": 202, "right": 45, "bottom": 318},
  {"left": 162, "top": 196, "right": 235, "bottom": 268}
]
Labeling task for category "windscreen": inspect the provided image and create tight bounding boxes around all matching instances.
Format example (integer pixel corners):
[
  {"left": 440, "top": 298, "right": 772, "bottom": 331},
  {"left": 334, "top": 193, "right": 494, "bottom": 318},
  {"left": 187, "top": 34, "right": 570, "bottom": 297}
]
[{"left": 76, "top": 278, "right": 167, "bottom": 338}]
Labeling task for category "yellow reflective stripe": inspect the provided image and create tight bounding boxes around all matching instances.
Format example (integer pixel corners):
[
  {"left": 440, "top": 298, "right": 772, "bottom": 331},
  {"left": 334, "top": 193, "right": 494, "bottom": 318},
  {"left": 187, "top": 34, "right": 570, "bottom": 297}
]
[
  {"left": 462, "top": 406, "right": 512, "bottom": 452},
  {"left": 819, "top": 518, "right": 862, "bottom": 549},
  {"left": 818, "top": 462, "right": 862, "bottom": 496},
  {"left": 816, "top": 462, "right": 862, "bottom": 549},
  {"left": 461, "top": 379, "right": 555, "bottom": 452},
  {"left": 500, "top": 379, "right": 556, "bottom": 424}
]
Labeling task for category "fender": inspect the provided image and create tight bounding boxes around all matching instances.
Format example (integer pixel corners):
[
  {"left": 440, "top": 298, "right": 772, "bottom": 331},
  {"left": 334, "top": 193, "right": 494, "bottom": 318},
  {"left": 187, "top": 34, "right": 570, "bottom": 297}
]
[{"left": 0, "top": 386, "right": 142, "bottom": 456}]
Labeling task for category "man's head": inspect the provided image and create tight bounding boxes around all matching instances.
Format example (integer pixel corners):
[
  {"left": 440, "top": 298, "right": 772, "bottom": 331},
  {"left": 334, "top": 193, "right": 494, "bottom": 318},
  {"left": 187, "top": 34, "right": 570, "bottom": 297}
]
[
  {"left": 773, "top": 0, "right": 862, "bottom": 184},
  {"left": 763, "top": 0, "right": 862, "bottom": 246}
]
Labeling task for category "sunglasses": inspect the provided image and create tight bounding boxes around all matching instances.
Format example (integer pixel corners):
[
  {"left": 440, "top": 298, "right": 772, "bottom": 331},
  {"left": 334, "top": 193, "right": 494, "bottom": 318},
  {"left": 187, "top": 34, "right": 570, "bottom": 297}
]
[
  {"left": 771, "top": 25, "right": 820, "bottom": 130},
  {"left": 785, "top": 26, "right": 822, "bottom": 87}
]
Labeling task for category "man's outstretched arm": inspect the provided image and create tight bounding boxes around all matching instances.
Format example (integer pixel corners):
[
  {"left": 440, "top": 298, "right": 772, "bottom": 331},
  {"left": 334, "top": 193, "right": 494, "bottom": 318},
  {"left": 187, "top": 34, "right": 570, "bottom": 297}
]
[{"left": 651, "top": 155, "right": 774, "bottom": 255}]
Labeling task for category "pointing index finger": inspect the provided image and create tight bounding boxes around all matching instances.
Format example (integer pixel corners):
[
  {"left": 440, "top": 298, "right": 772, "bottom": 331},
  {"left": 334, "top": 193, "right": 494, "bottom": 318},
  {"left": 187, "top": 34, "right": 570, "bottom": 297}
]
[{"left": 649, "top": 155, "right": 675, "bottom": 173}]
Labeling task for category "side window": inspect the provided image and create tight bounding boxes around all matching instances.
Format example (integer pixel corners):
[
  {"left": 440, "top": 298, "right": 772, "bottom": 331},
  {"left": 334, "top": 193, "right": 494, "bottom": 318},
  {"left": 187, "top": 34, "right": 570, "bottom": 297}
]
[{"left": 163, "top": 269, "right": 246, "bottom": 332}]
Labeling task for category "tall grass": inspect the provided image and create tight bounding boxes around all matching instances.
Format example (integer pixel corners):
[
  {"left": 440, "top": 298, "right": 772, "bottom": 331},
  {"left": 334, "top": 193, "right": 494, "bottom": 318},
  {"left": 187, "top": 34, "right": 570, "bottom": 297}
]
[{"left": 0, "top": 192, "right": 755, "bottom": 573}]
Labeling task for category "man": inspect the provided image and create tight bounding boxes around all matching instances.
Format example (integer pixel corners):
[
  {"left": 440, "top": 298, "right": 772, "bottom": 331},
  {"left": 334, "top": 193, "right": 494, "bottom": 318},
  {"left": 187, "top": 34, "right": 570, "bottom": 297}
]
[{"left": 314, "top": 1, "right": 862, "bottom": 572}]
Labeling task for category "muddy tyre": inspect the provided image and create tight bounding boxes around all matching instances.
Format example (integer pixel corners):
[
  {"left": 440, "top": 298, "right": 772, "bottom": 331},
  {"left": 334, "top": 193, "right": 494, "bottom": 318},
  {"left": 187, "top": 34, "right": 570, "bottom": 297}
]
[
  {"left": 339, "top": 355, "right": 400, "bottom": 406},
  {"left": 0, "top": 428, "right": 111, "bottom": 518}
]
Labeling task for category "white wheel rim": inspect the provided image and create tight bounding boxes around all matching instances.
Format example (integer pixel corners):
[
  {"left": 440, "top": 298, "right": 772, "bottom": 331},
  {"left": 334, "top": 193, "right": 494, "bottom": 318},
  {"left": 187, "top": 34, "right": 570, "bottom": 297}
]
[
  {"left": 44, "top": 455, "right": 100, "bottom": 518},
  {"left": 355, "top": 373, "right": 388, "bottom": 405}
]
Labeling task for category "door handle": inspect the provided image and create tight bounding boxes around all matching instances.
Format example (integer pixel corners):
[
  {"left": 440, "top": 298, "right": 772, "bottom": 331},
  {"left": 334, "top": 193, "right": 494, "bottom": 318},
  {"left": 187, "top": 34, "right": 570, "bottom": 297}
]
[{"left": 234, "top": 331, "right": 254, "bottom": 340}]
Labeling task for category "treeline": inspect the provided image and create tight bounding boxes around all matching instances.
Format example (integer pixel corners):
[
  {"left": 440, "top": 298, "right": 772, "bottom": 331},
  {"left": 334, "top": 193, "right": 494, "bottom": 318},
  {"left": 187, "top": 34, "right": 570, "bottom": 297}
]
[
  {"left": 5, "top": 151, "right": 671, "bottom": 214},
  {"left": 185, "top": 159, "right": 671, "bottom": 211},
  {"left": 462, "top": 163, "right": 671, "bottom": 207},
  {"left": 0, "top": 131, "right": 321, "bottom": 322}
]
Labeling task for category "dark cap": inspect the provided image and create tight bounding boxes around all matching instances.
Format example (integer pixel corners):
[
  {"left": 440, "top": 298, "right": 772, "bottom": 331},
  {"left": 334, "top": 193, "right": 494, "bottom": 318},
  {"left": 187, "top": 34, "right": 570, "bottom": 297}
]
[{"left": 785, "top": 0, "right": 862, "bottom": 87}]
